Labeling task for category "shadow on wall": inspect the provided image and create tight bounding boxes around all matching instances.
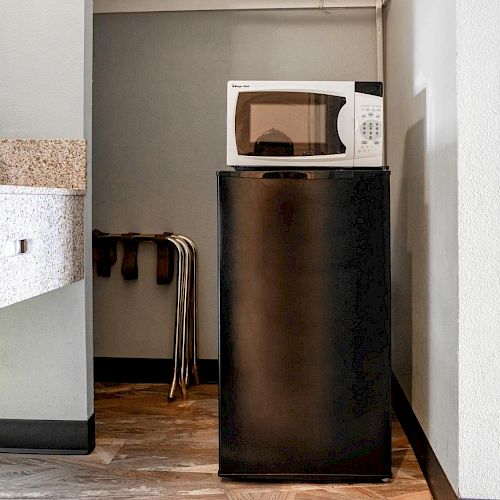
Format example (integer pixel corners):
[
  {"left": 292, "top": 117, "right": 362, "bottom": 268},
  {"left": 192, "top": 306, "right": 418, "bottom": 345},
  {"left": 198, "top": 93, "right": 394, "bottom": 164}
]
[
  {"left": 392, "top": 90, "right": 428, "bottom": 404},
  {"left": 388, "top": 2, "right": 459, "bottom": 484}
]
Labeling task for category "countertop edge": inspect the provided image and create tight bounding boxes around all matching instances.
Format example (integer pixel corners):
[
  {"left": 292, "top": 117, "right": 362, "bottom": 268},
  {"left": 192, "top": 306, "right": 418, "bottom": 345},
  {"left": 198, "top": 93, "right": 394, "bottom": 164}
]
[{"left": 0, "top": 185, "right": 86, "bottom": 196}]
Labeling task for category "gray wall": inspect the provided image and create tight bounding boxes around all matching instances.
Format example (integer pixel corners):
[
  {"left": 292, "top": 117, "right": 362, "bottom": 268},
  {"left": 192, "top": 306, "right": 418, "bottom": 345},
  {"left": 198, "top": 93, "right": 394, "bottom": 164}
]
[
  {"left": 93, "top": 9, "right": 377, "bottom": 359},
  {"left": 385, "top": 0, "right": 459, "bottom": 490},
  {"left": 0, "top": 0, "right": 93, "bottom": 421}
]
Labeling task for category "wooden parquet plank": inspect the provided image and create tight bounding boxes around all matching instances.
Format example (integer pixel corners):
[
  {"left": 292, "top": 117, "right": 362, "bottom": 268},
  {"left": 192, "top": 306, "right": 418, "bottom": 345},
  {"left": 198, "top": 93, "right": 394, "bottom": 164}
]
[{"left": 0, "top": 384, "right": 432, "bottom": 499}]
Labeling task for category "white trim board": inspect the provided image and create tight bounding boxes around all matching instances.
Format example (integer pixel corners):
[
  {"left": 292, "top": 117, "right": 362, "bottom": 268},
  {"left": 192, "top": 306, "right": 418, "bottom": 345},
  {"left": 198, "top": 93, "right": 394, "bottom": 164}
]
[{"left": 94, "top": 0, "right": 381, "bottom": 14}]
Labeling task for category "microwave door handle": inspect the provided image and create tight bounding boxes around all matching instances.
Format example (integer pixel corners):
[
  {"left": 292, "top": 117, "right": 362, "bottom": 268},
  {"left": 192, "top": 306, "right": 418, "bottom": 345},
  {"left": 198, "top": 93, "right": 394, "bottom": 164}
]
[{"left": 337, "top": 103, "right": 353, "bottom": 157}]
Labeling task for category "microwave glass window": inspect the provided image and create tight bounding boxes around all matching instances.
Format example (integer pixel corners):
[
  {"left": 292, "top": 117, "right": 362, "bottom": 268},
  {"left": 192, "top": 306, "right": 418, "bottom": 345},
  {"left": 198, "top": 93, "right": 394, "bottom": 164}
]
[{"left": 235, "top": 92, "right": 346, "bottom": 157}]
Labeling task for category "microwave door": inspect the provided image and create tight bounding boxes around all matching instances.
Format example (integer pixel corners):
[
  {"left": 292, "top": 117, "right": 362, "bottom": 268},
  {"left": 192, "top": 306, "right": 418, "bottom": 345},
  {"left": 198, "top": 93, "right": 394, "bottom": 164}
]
[{"left": 231, "top": 91, "right": 354, "bottom": 167}]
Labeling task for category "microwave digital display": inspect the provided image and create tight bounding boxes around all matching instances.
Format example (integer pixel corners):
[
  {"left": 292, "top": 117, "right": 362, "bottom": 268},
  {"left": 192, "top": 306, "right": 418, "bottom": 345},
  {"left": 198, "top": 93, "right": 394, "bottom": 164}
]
[{"left": 235, "top": 92, "right": 346, "bottom": 157}]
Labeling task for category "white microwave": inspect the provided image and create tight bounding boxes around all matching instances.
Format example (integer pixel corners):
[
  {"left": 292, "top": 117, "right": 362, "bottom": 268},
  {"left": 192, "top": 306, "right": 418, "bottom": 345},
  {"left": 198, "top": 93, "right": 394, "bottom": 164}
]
[{"left": 227, "top": 81, "right": 384, "bottom": 168}]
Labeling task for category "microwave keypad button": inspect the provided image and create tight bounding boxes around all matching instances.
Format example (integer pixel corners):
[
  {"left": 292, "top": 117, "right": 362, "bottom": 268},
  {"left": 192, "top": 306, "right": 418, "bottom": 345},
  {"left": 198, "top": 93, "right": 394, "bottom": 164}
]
[{"left": 361, "top": 119, "right": 382, "bottom": 141}]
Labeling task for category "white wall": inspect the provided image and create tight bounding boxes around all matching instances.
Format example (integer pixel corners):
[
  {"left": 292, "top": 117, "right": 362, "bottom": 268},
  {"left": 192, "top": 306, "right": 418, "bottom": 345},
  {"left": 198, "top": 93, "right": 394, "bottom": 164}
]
[
  {"left": 456, "top": 1, "right": 500, "bottom": 498},
  {"left": 385, "top": 0, "right": 459, "bottom": 491},
  {"left": 92, "top": 8, "right": 378, "bottom": 360},
  {"left": 0, "top": 0, "right": 93, "bottom": 421},
  {"left": 388, "top": 1, "right": 500, "bottom": 497}
]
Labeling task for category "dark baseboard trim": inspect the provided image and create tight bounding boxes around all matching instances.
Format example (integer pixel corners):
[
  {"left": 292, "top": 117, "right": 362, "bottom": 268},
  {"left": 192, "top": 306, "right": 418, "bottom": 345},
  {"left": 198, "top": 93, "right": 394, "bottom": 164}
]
[
  {"left": 0, "top": 413, "right": 95, "bottom": 455},
  {"left": 391, "top": 373, "right": 458, "bottom": 500},
  {"left": 94, "top": 357, "right": 219, "bottom": 384}
]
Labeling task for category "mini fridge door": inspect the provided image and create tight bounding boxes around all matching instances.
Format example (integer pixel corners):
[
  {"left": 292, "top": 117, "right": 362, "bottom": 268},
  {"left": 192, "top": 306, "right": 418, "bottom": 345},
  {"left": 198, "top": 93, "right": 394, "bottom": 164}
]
[{"left": 218, "top": 169, "right": 391, "bottom": 481}]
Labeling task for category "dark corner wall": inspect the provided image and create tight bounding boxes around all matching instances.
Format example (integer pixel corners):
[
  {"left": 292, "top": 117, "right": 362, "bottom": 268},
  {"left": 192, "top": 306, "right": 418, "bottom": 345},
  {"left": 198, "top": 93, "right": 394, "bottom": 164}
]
[{"left": 92, "top": 8, "right": 378, "bottom": 362}]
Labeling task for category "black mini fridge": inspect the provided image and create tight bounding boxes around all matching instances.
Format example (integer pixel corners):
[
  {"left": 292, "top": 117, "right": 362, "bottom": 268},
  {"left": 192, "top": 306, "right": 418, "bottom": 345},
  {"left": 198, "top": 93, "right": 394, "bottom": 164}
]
[{"left": 217, "top": 169, "right": 391, "bottom": 482}]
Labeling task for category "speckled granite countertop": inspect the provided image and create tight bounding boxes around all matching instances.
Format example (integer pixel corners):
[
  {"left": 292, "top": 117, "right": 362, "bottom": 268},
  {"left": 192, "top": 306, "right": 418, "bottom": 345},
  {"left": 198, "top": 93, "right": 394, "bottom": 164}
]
[
  {"left": 0, "top": 140, "right": 86, "bottom": 307},
  {"left": 0, "top": 192, "right": 84, "bottom": 308},
  {"left": 0, "top": 139, "right": 86, "bottom": 191}
]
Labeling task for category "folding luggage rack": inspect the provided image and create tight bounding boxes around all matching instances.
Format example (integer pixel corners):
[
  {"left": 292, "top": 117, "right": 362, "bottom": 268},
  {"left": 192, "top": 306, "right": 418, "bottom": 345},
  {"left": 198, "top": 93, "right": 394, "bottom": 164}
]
[{"left": 92, "top": 231, "right": 199, "bottom": 400}]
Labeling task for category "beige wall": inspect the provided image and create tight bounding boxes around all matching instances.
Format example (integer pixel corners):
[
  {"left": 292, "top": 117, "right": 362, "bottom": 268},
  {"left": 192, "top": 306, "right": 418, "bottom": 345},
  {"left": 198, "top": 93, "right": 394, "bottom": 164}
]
[{"left": 92, "top": 9, "right": 378, "bottom": 359}]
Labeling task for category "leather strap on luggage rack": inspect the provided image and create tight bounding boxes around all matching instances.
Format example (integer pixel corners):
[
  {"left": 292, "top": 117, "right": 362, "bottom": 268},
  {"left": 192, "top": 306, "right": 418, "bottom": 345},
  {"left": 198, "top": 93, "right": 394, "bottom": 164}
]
[
  {"left": 92, "top": 229, "right": 118, "bottom": 277},
  {"left": 121, "top": 232, "right": 140, "bottom": 280},
  {"left": 155, "top": 232, "right": 174, "bottom": 285}
]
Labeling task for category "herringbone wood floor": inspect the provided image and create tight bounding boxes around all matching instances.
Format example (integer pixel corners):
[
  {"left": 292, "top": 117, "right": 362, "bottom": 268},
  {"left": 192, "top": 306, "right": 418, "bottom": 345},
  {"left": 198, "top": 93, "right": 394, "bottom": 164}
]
[{"left": 0, "top": 384, "right": 432, "bottom": 499}]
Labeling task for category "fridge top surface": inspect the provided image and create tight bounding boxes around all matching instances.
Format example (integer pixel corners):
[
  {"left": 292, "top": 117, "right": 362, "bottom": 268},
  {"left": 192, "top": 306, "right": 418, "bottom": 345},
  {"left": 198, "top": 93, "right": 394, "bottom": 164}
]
[{"left": 217, "top": 168, "right": 390, "bottom": 179}]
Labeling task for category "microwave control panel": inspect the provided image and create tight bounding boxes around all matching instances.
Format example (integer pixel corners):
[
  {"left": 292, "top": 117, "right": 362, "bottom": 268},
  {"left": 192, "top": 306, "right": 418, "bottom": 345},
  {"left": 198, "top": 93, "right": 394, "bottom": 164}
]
[{"left": 354, "top": 90, "right": 384, "bottom": 167}]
